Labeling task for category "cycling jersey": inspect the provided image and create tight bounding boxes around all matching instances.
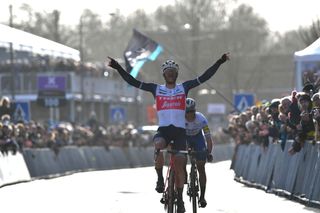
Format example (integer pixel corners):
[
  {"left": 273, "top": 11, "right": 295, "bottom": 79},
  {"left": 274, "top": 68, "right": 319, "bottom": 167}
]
[
  {"left": 112, "top": 57, "right": 225, "bottom": 129},
  {"left": 186, "top": 112, "right": 211, "bottom": 161},
  {"left": 155, "top": 84, "right": 186, "bottom": 128},
  {"left": 185, "top": 112, "right": 211, "bottom": 137}
]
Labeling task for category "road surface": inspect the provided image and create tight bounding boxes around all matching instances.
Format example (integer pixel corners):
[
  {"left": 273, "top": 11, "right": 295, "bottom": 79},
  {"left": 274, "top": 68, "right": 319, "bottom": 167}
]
[{"left": 0, "top": 161, "right": 319, "bottom": 213}]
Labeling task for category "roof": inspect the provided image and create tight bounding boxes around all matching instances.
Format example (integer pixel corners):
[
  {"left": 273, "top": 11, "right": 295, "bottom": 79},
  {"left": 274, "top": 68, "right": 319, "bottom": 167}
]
[
  {"left": 0, "top": 23, "right": 80, "bottom": 61},
  {"left": 294, "top": 37, "right": 320, "bottom": 61}
]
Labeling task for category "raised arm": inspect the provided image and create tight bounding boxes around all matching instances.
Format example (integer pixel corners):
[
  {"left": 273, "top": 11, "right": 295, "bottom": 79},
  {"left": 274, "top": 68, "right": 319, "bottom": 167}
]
[
  {"left": 183, "top": 53, "right": 230, "bottom": 92},
  {"left": 198, "top": 53, "right": 229, "bottom": 83},
  {"left": 108, "top": 56, "right": 143, "bottom": 88},
  {"left": 107, "top": 56, "right": 156, "bottom": 94}
]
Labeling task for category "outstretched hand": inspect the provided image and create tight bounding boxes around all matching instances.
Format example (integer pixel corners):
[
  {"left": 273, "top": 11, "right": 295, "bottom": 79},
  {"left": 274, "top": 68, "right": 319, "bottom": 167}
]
[
  {"left": 221, "top": 52, "right": 230, "bottom": 62},
  {"left": 107, "top": 56, "right": 119, "bottom": 69}
]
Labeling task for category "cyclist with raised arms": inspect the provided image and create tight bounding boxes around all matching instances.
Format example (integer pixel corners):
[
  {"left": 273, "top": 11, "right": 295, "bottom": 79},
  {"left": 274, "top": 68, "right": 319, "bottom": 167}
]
[
  {"left": 107, "top": 53, "right": 229, "bottom": 213},
  {"left": 185, "top": 98, "right": 213, "bottom": 208}
]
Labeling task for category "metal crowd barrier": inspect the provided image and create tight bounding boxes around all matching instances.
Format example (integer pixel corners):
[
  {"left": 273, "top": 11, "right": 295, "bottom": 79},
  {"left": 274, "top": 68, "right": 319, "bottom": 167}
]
[{"left": 232, "top": 140, "right": 320, "bottom": 207}]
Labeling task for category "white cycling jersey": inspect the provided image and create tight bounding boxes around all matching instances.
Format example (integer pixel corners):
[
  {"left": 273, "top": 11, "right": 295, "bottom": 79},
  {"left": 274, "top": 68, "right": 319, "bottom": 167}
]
[
  {"left": 155, "top": 84, "right": 186, "bottom": 128},
  {"left": 185, "top": 112, "right": 211, "bottom": 136}
]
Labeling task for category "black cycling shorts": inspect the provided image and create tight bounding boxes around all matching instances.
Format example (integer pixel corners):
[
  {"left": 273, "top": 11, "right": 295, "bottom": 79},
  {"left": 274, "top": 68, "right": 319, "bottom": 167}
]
[{"left": 153, "top": 125, "right": 187, "bottom": 151}]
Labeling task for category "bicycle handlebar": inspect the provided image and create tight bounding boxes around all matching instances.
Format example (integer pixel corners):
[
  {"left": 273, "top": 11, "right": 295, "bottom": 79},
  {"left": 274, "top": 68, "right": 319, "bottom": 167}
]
[
  {"left": 158, "top": 149, "right": 208, "bottom": 155},
  {"left": 159, "top": 149, "right": 188, "bottom": 155}
]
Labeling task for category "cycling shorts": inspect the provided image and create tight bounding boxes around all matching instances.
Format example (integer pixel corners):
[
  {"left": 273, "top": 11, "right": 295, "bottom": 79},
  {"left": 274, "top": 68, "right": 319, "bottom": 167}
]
[
  {"left": 187, "top": 133, "right": 207, "bottom": 161},
  {"left": 153, "top": 125, "right": 187, "bottom": 151}
]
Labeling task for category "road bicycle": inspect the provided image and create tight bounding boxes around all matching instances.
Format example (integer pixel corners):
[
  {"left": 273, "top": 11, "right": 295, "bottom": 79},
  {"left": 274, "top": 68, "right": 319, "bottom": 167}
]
[
  {"left": 157, "top": 148, "right": 188, "bottom": 213},
  {"left": 187, "top": 149, "right": 212, "bottom": 212},
  {"left": 186, "top": 149, "right": 208, "bottom": 213},
  {"left": 156, "top": 147, "right": 209, "bottom": 213}
]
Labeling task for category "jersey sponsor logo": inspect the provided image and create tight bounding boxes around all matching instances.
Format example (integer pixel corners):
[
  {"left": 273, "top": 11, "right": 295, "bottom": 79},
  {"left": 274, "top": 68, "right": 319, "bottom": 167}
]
[{"left": 156, "top": 94, "right": 186, "bottom": 111}]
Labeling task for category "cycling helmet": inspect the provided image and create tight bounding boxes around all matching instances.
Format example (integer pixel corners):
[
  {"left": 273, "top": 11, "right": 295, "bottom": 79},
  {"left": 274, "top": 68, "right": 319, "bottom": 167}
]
[
  {"left": 161, "top": 59, "right": 179, "bottom": 73},
  {"left": 186, "top": 98, "right": 196, "bottom": 112}
]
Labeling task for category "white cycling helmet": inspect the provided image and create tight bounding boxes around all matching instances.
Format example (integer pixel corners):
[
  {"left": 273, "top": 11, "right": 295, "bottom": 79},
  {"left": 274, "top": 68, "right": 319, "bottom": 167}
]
[
  {"left": 161, "top": 59, "right": 179, "bottom": 73},
  {"left": 186, "top": 98, "right": 196, "bottom": 112}
]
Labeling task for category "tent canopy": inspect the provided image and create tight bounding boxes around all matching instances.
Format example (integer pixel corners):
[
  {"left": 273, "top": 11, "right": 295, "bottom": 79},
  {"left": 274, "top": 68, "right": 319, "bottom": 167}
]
[
  {"left": 0, "top": 24, "right": 80, "bottom": 61},
  {"left": 294, "top": 37, "right": 320, "bottom": 62},
  {"left": 294, "top": 37, "right": 320, "bottom": 91}
]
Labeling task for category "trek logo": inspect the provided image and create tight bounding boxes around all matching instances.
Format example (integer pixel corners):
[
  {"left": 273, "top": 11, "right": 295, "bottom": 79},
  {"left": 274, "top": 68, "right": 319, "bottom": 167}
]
[{"left": 156, "top": 94, "right": 186, "bottom": 110}]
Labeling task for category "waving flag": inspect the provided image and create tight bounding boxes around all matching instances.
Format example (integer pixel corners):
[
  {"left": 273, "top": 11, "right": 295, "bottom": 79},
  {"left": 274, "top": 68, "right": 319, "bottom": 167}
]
[{"left": 124, "top": 29, "right": 163, "bottom": 78}]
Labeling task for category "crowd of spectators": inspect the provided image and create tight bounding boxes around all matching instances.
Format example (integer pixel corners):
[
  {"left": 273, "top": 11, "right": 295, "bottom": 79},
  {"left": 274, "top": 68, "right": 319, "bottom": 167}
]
[
  {"left": 225, "top": 70, "right": 320, "bottom": 161},
  {"left": 0, "top": 118, "right": 153, "bottom": 156},
  {"left": 0, "top": 96, "right": 154, "bottom": 156}
]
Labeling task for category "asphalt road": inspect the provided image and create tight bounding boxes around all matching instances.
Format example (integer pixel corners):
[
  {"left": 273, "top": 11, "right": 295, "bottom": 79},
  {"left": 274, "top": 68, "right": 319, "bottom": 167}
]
[{"left": 0, "top": 161, "right": 319, "bottom": 213}]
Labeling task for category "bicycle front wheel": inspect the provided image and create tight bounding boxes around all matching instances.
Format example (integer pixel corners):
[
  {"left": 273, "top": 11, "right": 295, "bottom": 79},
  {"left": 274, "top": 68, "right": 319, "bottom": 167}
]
[
  {"left": 190, "top": 165, "right": 198, "bottom": 213},
  {"left": 167, "top": 168, "right": 175, "bottom": 213}
]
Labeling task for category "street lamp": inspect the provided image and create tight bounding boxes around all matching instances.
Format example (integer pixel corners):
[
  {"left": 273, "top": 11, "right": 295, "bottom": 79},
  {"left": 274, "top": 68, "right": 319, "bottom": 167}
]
[{"left": 9, "top": 5, "right": 15, "bottom": 101}]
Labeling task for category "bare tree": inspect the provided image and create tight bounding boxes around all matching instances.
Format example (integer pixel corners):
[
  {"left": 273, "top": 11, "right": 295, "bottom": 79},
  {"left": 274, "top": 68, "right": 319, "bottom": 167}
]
[
  {"left": 221, "top": 4, "right": 269, "bottom": 94},
  {"left": 299, "top": 19, "right": 320, "bottom": 46}
]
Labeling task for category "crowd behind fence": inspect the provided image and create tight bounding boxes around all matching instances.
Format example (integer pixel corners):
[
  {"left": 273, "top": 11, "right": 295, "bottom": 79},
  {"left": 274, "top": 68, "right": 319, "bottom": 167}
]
[
  {"left": 224, "top": 70, "right": 320, "bottom": 207},
  {"left": 225, "top": 72, "right": 320, "bottom": 158},
  {"left": 0, "top": 96, "right": 154, "bottom": 156}
]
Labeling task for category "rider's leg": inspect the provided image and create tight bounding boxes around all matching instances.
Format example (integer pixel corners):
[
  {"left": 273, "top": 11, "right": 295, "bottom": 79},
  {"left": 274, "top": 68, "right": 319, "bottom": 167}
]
[
  {"left": 197, "top": 161, "right": 207, "bottom": 207},
  {"left": 175, "top": 155, "right": 187, "bottom": 188},
  {"left": 175, "top": 154, "right": 187, "bottom": 213},
  {"left": 154, "top": 137, "right": 166, "bottom": 193},
  {"left": 171, "top": 126, "right": 187, "bottom": 213}
]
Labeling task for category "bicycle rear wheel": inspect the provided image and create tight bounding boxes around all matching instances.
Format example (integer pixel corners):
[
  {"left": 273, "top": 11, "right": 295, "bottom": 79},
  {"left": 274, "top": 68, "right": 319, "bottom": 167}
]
[
  {"left": 190, "top": 165, "right": 198, "bottom": 213},
  {"left": 167, "top": 168, "right": 175, "bottom": 213}
]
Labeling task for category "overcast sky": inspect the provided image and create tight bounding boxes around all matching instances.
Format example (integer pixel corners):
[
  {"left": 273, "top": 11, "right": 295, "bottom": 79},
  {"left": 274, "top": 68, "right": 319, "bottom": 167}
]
[{"left": 0, "top": 0, "right": 319, "bottom": 33}]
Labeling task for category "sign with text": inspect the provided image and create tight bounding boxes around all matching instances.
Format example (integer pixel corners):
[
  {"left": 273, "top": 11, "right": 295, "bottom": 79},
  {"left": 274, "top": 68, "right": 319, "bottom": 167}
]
[
  {"left": 37, "top": 75, "right": 66, "bottom": 107},
  {"left": 37, "top": 75, "right": 66, "bottom": 91}
]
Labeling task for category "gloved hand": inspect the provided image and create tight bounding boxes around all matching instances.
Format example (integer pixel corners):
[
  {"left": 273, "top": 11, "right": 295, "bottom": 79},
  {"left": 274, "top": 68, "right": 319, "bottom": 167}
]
[
  {"left": 107, "top": 56, "right": 120, "bottom": 69},
  {"left": 220, "top": 52, "right": 230, "bottom": 63}
]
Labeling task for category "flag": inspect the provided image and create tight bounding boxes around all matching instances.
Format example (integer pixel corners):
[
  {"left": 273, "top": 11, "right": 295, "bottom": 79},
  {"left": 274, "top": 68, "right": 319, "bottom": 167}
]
[{"left": 124, "top": 29, "right": 163, "bottom": 78}]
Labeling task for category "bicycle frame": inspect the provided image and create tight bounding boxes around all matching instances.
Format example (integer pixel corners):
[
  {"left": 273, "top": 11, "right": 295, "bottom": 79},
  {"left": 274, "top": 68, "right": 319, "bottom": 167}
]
[{"left": 159, "top": 149, "right": 188, "bottom": 213}]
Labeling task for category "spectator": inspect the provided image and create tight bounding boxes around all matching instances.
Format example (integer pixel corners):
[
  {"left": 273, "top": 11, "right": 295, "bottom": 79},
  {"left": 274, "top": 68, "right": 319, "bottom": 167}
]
[
  {"left": 267, "top": 99, "right": 281, "bottom": 143},
  {"left": 0, "top": 119, "right": 18, "bottom": 155},
  {"left": 302, "top": 83, "right": 316, "bottom": 97},
  {"left": 288, "top": 92, "right": 314, "bottom": 155},
  {"left": 0, "top": 96, "right": 13, "bottom": 119},
  {"left": 278, "top": 97, "right": 293, "bottom": 151},
  {"left": 311, "top": 93, "right": 320, "bottom": 142}
]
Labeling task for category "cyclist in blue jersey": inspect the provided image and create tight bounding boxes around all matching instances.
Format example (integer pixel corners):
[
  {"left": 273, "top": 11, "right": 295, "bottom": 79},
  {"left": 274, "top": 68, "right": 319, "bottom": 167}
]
[
  {"left": 185, "top": 98, "right": 213, "bottom": 208},
  {"left": 108, "top": 53, "right": 229, "bottom": 213}
]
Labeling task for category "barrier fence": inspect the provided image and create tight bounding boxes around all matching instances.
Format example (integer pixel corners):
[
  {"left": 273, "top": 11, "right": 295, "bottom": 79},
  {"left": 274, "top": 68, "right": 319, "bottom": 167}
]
[
  {"left": 232, "top": 141, "right": 320, "bottom": 207},
  {"left": 0, "top": 151, "right": 31, "bottom": 187},
  {"left": 0, "top": 143, "right": 234, "bottom": 187}
]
